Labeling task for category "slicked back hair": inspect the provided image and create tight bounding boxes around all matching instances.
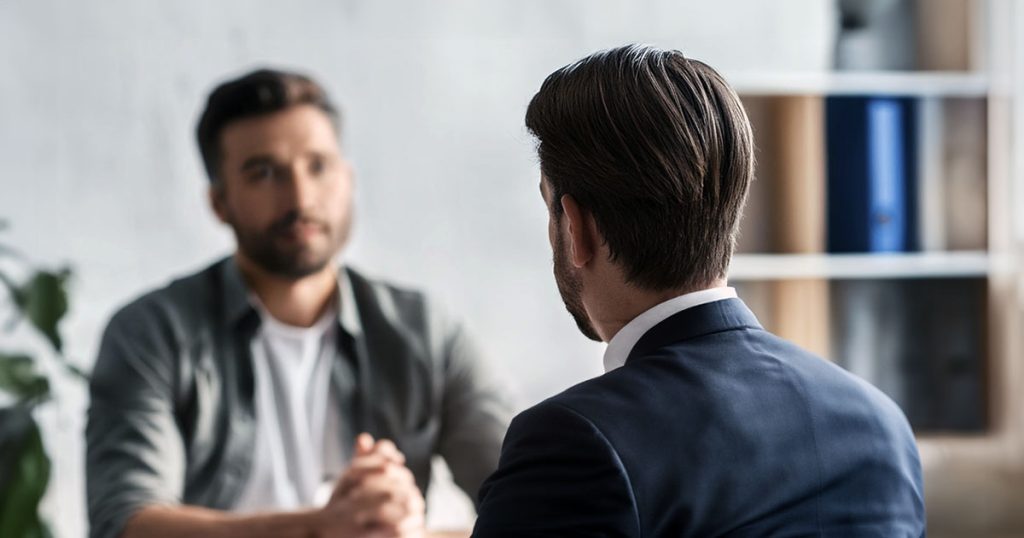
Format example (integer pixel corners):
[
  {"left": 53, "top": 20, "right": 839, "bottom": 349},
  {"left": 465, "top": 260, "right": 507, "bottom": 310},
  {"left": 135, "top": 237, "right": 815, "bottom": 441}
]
[{"left": 526, "top": 44, "right": 754, "bottom": 292}]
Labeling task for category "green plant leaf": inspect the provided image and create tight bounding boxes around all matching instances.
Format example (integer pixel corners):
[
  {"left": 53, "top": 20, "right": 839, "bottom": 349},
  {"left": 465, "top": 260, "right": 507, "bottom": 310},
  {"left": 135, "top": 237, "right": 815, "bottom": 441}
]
[
  {"left": 0, "top": 354, "right": 49, "bottom": 403},
  {"left": 16, "top": 270, "right": 71, "bottom": 353},
  {"left": 0, "top": 408, "right": 51, "bottom": 538},
  {"left": 0, "top": 406, "right": 33, "bottom": 480}
]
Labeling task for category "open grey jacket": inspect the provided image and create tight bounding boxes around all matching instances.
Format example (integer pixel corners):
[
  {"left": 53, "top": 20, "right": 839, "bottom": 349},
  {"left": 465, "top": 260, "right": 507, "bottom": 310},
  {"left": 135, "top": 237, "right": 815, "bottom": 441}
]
[{"left": 86, "top": 257, "right": 514, "bottom": 538}]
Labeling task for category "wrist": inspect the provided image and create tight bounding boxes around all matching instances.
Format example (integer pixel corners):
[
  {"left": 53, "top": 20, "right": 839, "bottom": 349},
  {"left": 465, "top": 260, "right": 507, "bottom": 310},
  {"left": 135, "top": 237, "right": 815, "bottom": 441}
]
[{"left": 303, "top": 507, "right": 330, "bottom": 538}]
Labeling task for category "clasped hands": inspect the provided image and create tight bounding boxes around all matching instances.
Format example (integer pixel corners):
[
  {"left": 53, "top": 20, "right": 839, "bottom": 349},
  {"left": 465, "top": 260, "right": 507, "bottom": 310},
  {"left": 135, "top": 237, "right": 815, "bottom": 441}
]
[{"left": 315, "top": 433, "right": 426, "bottom": 538}]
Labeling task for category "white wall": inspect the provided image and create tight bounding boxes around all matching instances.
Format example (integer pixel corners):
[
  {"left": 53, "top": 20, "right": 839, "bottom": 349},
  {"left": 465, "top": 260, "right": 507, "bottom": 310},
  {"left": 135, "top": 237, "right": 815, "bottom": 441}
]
[{"left": 0, "top": 1, "right": 834, "bottom": 535}]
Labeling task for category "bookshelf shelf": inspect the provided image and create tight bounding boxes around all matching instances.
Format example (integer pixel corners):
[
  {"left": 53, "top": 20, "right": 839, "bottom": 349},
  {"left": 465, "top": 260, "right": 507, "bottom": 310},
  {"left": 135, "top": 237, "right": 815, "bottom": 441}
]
[
  {"left": 727, "top": 71, "right": 989, "bottom": 97},
  {"left": 728, "top": 251, "right": 990, "bottom": 280}
]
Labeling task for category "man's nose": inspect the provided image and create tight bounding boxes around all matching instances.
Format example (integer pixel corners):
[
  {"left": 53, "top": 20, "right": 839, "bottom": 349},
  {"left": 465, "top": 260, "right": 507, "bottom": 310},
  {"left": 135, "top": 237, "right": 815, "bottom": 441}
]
[{"left": 282, "top": 166, "right": 317, "bottom": 211}]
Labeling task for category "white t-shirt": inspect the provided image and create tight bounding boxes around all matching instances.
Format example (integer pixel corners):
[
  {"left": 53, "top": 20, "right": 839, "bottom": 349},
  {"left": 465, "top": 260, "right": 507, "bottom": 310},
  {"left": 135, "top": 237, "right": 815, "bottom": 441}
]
[{"left": 232, "top": 298, "right": 346, "bottom": 512}]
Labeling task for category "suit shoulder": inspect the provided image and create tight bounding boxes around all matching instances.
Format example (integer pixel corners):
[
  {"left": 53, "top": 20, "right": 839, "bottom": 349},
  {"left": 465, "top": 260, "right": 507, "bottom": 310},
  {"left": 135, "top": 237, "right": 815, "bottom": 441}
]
[
  {"left": 751, "top": 330, "right": 918, "bottom": 449},
  {"left": 517, "top": 377, "right": 634, "bottom": 439},
  {"left": 541, "top": 365, "right": 652, "bottom": 412},
  {"left": 501, "top": 397, "right": 626, "bottom": 475},
  {"left": 513, "top": 396, "right": 594, "bottom": 429},
  {"left": 770, "top": 332, "right": 911, "bottom": 418},
  {"left": 476, "top": 390, "right": 641, "bottom": 535}
]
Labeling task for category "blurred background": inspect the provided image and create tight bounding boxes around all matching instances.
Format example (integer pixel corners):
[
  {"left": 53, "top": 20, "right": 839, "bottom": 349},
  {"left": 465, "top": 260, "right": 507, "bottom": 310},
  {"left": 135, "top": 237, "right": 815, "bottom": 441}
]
[{"left": 1, "top": 0, "right": 1022, "bottom": 536}]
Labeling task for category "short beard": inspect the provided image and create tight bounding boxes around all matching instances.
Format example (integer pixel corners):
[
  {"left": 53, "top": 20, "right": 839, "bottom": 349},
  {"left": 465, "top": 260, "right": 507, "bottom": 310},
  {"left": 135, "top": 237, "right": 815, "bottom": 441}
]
[
  {"left": 231, "top": 208, "right": 350, "bottom": 280},
  {"left": 554, "top": 227, "right": 602, "bottom": 342}
]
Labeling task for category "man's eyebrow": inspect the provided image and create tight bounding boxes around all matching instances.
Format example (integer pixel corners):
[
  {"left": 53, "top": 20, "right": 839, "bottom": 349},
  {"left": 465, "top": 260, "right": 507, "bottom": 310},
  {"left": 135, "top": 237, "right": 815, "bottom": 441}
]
[{"left": 240, "top": 155, "right": 276, "bottom": 171}]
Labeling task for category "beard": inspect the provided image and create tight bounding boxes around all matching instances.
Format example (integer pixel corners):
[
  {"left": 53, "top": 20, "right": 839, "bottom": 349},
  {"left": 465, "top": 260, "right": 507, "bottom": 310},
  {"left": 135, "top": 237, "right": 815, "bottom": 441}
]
[
  {"left": 230, "top": 207, "right": 352, "bottom": 280},
  {"left": 553, "top": 228, "right": 602, "bottom": 342}
]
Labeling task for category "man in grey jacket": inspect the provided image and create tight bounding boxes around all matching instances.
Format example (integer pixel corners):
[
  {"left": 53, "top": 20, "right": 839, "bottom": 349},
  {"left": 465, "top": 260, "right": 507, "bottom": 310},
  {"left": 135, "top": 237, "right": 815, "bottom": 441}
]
[{"left": 86, "top": 69, "right": 514, "bottom": 538}]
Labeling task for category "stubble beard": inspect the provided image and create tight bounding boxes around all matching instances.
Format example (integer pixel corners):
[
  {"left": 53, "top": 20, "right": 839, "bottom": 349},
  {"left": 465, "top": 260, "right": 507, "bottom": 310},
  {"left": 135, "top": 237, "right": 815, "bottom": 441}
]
[
  {"left": 553, "top": 228, "right": 602, "bottom": 342},
  {"left": 231, "top": 208, "right": 352, "bottom": 280}
]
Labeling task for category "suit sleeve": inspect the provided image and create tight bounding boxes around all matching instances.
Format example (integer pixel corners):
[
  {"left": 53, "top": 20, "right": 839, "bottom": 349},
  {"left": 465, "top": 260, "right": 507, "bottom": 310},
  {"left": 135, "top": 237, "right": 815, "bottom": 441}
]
[
  {"left": 471, "top": 401, "right": 640, "bottom": 537},
  {"left": 436, "top": 319, "right": 516, "bottom": 505},
  {"left": 86, "top": 300, "right": 187, "bottom": 538}
]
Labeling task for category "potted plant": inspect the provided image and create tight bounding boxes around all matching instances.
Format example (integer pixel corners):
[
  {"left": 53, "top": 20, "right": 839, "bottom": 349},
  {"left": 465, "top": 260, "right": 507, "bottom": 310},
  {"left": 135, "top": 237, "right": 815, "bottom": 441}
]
[{"left": 0, "top": 220, "right": 87, "bottom": 537}]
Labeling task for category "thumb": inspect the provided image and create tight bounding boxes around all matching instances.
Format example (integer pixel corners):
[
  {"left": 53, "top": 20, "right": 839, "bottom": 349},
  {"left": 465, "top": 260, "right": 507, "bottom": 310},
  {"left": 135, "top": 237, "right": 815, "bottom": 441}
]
[{"left": 354, "top": 432, "right": 375, "bottom": 456}]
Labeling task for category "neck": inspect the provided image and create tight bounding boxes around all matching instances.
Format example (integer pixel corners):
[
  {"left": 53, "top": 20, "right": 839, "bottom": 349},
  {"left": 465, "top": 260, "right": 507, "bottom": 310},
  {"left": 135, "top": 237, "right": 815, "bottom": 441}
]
[
  {"left": 235, "top": 252, "right": 339, "bottom": 327},
  {"left": 588, "top": 278, "right": 728, "bottom": 343}
]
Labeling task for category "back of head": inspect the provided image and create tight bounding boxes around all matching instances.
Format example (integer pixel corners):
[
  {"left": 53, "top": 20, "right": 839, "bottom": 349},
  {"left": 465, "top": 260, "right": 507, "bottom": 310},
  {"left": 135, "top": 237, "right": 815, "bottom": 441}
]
[
  {"left": 526, "top": 44, "right": 754, "bottom": 292},
  {"left": 196, "top": 68, "right": 340, "bottom": 184}
]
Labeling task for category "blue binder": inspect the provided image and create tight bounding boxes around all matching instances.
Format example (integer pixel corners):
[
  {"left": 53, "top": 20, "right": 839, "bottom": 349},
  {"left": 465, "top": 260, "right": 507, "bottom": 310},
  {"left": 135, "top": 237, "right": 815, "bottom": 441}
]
[{"left": 826, "top": 96, "right": 918, "bottom": 253}]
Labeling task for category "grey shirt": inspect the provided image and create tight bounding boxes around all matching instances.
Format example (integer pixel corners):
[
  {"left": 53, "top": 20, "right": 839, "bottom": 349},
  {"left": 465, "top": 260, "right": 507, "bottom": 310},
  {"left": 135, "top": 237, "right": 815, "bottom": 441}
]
[{"left": 86, "top": 257, "right": 515, "bottom": 538}]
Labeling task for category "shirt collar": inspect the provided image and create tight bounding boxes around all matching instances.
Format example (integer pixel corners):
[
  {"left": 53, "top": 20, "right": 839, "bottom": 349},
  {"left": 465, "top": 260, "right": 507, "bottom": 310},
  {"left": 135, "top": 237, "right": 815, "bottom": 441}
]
[
  {"left": 602, "top": 287, "right": 738, "bottom": 373},
  {"left": 336, "top": 267, "right": 363, "bottom": 338},
  {"left": 219, "top": 256, "right": 362, "bottom": 338},
  {"left": 221, "top": 257, "right": 255, "bottom": 326}
]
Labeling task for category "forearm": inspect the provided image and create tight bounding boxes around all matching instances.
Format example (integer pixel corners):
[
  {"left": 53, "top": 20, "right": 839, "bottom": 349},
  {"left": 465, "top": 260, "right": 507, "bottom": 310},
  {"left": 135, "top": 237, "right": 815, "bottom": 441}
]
[{"left": 121, "top": 505, "right": 325, "bottom": 538}]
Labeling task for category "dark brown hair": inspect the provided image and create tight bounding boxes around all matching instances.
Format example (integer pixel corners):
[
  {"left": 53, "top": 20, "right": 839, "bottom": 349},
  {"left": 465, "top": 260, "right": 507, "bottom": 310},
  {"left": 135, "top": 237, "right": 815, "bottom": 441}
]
[
  {"left": 196, "top": 68, "right": 340, "bottom": 183},
  {"left": 526, "top": 44, "right": 754, "bottom": 292}
]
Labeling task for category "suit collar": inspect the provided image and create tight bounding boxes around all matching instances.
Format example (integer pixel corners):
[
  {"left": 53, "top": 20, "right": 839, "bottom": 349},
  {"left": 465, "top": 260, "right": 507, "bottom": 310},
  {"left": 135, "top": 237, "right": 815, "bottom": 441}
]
[
  {"left": 604, "top": 287, "right": 738, "bottom": 372},
  {"left": 624, "top": 298, "right": 763, "bottom": 366}
]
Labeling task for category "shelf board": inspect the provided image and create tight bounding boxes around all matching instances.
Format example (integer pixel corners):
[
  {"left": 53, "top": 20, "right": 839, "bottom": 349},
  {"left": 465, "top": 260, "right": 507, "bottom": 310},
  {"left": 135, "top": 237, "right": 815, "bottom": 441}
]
[
  {"left": 727, "top": 71, "right": 989, "bottom": 97},
  {"left": 728, "top": 251, "right": 990, "bottom": 280}
]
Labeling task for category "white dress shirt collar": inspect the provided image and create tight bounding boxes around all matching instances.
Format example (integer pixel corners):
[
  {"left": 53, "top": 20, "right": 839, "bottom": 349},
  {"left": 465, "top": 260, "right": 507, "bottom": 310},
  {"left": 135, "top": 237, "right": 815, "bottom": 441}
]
[{"left": 603, "top": 287, "right": 738, "bottom": 373}]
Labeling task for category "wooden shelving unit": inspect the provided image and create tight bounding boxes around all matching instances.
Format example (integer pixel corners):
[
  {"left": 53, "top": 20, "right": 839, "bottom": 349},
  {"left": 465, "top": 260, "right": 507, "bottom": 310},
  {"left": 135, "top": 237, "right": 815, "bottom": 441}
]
[
  {"left": 726, "top": 1, "right": 1024, "bottom": 535},
  {"left": 727, "top": 71, "right": 989, "bottom": 97},
  {"left": 729, "top": 251, "right": 991, "bottom": 280}
]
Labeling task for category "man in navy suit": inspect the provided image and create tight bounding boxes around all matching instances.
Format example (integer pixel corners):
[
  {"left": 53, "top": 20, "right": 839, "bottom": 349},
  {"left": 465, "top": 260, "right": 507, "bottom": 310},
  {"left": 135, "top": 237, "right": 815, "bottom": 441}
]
[{"left": 472, "top": 44, "right": 926, "bottom": 537}]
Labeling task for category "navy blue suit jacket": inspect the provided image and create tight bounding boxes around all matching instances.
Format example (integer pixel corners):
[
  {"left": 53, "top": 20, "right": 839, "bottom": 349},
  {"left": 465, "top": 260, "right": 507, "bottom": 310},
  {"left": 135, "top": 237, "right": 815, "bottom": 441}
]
[{"left": 473, "top": 298, "right": 925, "bottom": 536}]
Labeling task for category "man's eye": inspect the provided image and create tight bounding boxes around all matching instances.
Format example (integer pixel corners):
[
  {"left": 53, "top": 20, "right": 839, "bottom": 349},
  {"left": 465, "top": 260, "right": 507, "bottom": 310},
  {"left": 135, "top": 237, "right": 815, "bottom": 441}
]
[
  {"left": 309, "top": 156, "right": 325, "bottom": 176},
  {"left": 248, "top": 165, "right": 275, "bottom": 182}
]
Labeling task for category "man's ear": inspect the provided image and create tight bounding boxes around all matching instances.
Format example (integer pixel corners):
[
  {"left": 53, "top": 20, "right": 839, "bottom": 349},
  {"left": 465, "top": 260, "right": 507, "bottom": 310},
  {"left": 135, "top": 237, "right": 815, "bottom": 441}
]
[
  {"left": 208, "top": 185, "right": 229, "bottom": 224},
  {"left": 560, "top": 194, "right": 599, "bottom": 269}
]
